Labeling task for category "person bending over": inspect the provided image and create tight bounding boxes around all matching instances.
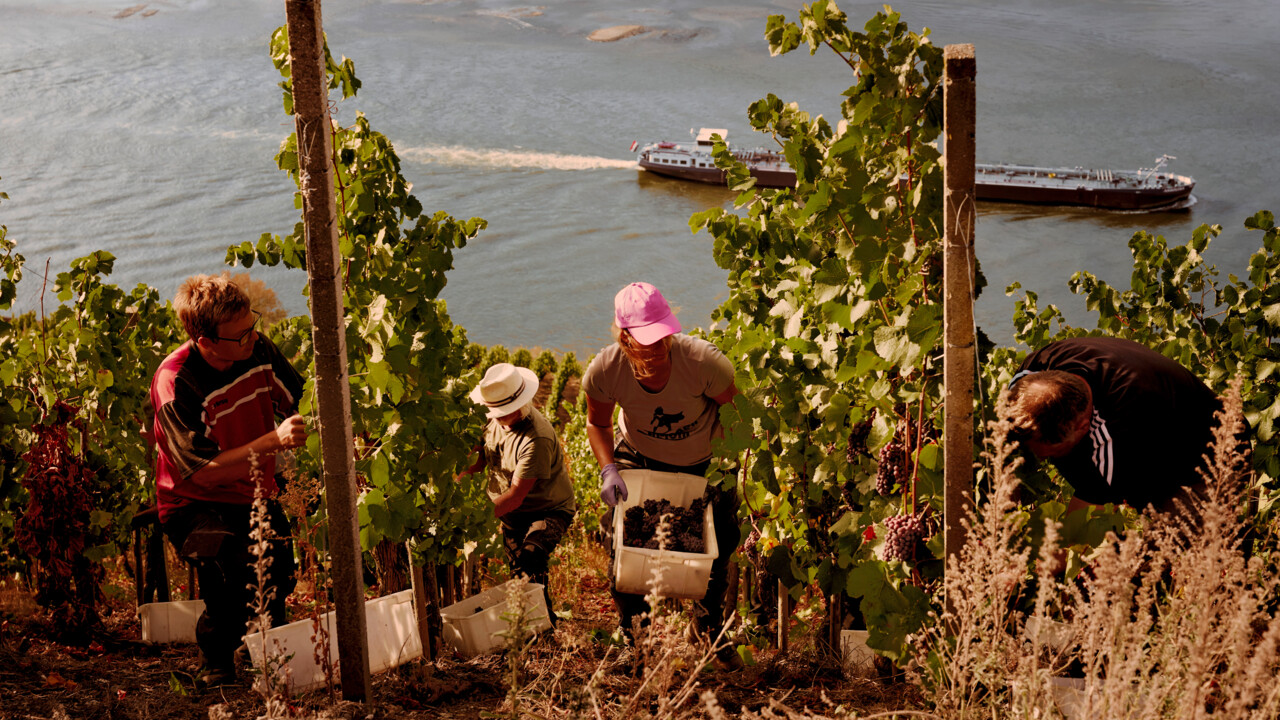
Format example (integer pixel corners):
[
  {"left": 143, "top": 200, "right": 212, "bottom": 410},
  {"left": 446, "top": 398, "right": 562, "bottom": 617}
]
[{"left": 1006, "top": 336, "right": 1226, "bottom": 519}]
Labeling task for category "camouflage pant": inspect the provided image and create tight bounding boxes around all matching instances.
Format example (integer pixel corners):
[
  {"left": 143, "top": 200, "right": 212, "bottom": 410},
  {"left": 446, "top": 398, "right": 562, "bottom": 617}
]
[{"left": 502, "top": 509, "right": 573, "bottom": 624}]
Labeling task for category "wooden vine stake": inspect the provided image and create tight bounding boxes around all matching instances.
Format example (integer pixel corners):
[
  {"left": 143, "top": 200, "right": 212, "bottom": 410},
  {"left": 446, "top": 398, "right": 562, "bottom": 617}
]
[
  {"left": 942, "top": 43, "right": 977, "bottom": 615},
  {"left": 777, "top": 580, "right": 790, "bottom": 652},
  {"left": 724, "top": 565, "right": 739, "bottom": 628},
  {"left": 410, "top": 560, "right": 435, "bottom": 661},
  {"left": 284, "top": 0, "right": 372, "bottom": 701}
]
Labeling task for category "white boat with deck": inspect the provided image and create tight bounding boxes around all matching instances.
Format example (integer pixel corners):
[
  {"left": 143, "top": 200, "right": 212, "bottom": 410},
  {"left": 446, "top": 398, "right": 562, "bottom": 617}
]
[{"left": 633, "top": 128, "right": 794, "bottom": 189}]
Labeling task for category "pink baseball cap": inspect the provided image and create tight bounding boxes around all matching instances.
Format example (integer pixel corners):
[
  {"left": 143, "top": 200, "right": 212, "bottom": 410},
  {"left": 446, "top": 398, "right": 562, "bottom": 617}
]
[{"left": 614, "top": 282, "right": 682, "bottom": 346}]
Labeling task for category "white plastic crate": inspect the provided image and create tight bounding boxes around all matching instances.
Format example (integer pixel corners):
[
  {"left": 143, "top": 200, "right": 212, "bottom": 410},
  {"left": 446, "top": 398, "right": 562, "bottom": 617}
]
[
  {"left": 1049, "top": 677, "right": 1087, "bottom": 720},
  {"left": 242, "top": 589, "right": 422, "bottom": 694},
  {"left": 612, "top": 469, "right": 719, "bottom": 600},
  {"left": 439, "top": 579, "right": 552, "bottom": 658},
  {"left": 138, "top": 600, "right": 205, "bottom": 644},
  {"left": 840, "top": 629, "right": 874, "bottom": 676},
  {"left": 1025, "top": 616, "right": 1078, "bottom": 653}
]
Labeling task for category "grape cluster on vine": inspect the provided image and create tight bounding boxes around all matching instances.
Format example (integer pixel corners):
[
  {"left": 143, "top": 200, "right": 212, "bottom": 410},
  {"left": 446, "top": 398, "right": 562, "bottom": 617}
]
[
  {"left": 895, "top": 414, "right": 939, "bottom": 456},
  {"left": 876, "top": 440, "right": 908, "bottom": 495},
  {"left": 740, "top": 527, "right": 762, "bottom": 560},
  {"left": 882, "top": 512, "right": 928, "bottom": 562},
  {"left": 846, "top": 414, "right": 874, "bottom": 463},
  {"left": 15, "top": 402, "right": 106, "bottom": 638},
  {"left": 921, "top": 252, "right": 941, "bottom": 282}
]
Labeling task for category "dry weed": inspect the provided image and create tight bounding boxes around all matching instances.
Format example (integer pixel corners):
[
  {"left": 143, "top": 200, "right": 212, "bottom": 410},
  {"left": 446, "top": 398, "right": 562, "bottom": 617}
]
[
  {"left": 277, "top": 460, "right": 338, "bottom": 699},
  {"left": 246, "top": 451, "right": 291, "bottom": 718},
  {"left": 909, "top": 397, "right": 1045, "bottom": 720}
]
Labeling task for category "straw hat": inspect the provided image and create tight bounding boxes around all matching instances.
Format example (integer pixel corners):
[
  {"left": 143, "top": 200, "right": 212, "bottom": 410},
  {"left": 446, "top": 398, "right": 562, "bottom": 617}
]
[{"left": 469, "top": 363, "right": 539, "bottom": 418}]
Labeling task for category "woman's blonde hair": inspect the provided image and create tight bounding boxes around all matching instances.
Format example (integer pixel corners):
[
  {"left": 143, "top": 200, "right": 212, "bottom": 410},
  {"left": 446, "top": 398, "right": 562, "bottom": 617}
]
[{"left": 612, "top": 323, "right": 672, "bottom": 381}]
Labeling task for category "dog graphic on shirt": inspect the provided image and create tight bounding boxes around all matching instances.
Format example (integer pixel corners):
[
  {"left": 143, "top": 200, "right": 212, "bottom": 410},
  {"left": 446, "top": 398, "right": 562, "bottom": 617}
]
[{"left": 651, "top": 407, "right": 685, "bottom": 433}]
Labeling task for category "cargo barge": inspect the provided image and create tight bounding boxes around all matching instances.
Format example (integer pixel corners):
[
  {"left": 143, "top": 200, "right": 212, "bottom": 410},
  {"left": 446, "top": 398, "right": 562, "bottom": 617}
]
[{"left": 633, "top": 130, "right": 1195, "bottom": 211}]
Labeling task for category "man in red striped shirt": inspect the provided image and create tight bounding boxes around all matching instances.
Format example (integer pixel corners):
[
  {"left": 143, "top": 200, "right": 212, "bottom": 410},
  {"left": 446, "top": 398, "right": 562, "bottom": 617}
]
[{"left": 150, "top": 274, "right": 307, "bottom": 687}]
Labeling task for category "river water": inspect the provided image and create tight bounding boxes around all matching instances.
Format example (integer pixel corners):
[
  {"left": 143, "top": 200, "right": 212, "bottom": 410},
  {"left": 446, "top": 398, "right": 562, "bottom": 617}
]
[{"left": 2, "top": 0, "right": 1276, "bottom": 356}]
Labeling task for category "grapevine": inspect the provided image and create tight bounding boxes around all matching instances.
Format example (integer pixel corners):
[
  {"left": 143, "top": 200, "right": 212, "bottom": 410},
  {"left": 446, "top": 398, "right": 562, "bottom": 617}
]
[
  {"left": 547, "top": 352, "right": 580, "bottom": 424},
  {"left": 463, "top": 343, "right": 486, "bottom": 368},
  {"left": 532, "top": 350, "right": 559, "bottom": 380},
  {"left": 510, "top": 348, "right": 533, "bottom": 369},
  {"left": 694, "top": 4, "right": 946, "bottom": 657},
  {"left": 0, "top": 236, "right": 183, "bottom": 578},
  {"left": 482, "top": 345, "right": 512, "bottom": 375},
  {"left": 228, "top": 29, "right": 491, "bottom": 563},
  {"left": 14, "top": 401, "right": 105, "bottom": 641}
]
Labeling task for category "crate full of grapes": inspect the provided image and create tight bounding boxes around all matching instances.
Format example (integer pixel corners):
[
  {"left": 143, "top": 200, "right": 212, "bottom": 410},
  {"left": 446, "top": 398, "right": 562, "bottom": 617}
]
[{"left": 612, "top": 469, "right": 719, "bottom": 599}]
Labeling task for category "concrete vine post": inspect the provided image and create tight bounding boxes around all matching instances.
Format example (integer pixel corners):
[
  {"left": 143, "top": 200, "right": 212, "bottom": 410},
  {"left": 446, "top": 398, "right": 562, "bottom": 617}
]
[
  {"left": 283, "top": 0, "right": 372, "bottom": 702},
  {"left": 942, "top": 44, "right": 977, "bottom": 594}
]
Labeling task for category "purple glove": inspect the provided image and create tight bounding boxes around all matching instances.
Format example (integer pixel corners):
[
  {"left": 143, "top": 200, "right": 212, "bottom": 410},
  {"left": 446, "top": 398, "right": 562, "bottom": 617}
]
[{"left": 599, "top": 463, "right": 628, "bottom": 506}]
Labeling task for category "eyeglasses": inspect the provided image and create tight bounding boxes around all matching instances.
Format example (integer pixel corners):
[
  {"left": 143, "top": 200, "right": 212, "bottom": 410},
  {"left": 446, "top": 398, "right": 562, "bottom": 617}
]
[{"left": 212, "top": 310, "right": 261, "bottom": 347}]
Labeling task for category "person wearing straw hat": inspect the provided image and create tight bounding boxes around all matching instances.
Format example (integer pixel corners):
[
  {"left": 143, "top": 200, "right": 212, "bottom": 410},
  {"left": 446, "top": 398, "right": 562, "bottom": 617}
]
[
  {"left": 464, "top": 363, "right": 577, "bottom": 625},
  {"left": 581, "top": 282, "right": 741, "bottom": 666}
]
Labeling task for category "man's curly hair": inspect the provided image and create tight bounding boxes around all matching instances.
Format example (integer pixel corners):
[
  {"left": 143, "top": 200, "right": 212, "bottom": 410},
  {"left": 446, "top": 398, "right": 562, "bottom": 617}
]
[{"left": 174, "top": 273, "right": 250, "bottom": 343}]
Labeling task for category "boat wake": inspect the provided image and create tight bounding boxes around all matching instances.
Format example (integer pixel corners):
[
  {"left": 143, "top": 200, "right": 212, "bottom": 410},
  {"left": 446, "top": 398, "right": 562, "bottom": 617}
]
[{"left": 399, "top": 144, "right": 635, "bottom": 171}]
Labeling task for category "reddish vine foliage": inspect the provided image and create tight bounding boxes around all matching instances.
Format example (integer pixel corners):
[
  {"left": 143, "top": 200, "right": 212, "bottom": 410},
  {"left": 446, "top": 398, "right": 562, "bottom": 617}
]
[{"left": 14, "top": 401, "right": 105, "bottom": 643}]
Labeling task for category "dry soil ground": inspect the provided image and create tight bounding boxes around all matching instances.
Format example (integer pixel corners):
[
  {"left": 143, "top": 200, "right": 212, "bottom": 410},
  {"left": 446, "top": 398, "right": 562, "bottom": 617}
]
[{"left": 0, "top": 538, "right": 918, "bottom": 719}]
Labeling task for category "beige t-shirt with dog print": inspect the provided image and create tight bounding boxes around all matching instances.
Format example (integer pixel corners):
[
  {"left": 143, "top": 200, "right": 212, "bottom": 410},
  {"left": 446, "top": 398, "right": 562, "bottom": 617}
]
[{"left": 582, "top": 334, "right": 734, "bottom": 467}]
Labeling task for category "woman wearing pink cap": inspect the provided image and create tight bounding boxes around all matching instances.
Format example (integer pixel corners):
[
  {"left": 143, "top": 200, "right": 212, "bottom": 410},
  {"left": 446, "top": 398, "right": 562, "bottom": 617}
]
[{"left": 581, "top": 281, "right": 740, "bottom": 661}]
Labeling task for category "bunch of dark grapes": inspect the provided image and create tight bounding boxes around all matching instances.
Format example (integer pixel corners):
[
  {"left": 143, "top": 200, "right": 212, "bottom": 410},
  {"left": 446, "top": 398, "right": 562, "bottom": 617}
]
[
  {"left": 674, "top": 532, "right": 705, "bottom": 553},
  {"left": 841, "top": 477, "right": 860, "bottom": 508},
  {"left": 898, "top": 417, "right": 939, "bottom": 454},
  {"left": 740, "top": 528, "right": 762, "bottom": 561},
  {"left": 622, "top": 505, "right": 648, "bottom": 545},
  {"left": 882, "top": 513, "right": 928, "bottom": 562},
  {"left": 876, "top": 440, "right": 908, "bottom": 496},
  {"left": 846, "top": 415, "right": 874, "bottom": 463},
  {"left": 921, "top": 252, "right": 941, "bottom": 282},
  {"left": 622, "top": 497, "right": 707, "bottom": 552}
]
